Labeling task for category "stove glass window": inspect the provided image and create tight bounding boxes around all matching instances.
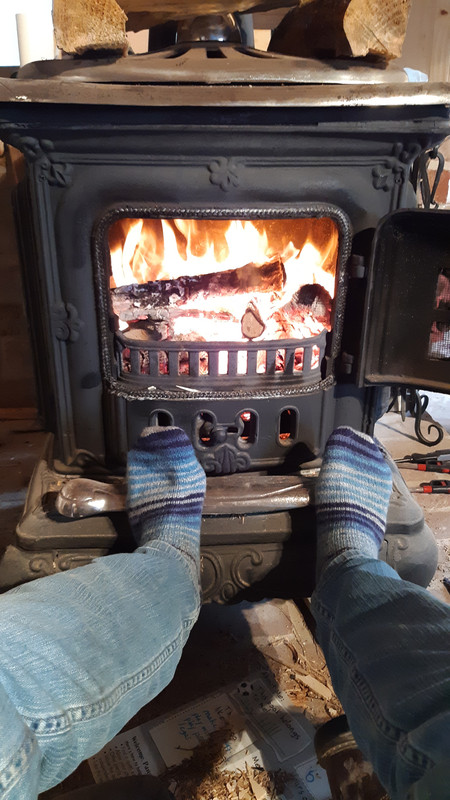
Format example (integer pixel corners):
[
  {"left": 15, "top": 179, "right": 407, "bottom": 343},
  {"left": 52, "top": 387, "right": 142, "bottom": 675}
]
[
  {"left": 108, "top": 216, "right": 338, "bottom": 378},
  {"left": 428, "top": 268, "right": 450, "bottom": 360}
]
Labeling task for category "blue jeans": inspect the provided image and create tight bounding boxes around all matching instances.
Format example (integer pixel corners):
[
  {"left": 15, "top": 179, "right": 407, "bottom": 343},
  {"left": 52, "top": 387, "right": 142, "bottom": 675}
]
[
  {"left": 311, "top": 553, "right": 450, "bottom": 799},
  {"left": 0, "top": 545, "right": 448, "bottom": 799},
  {"left": 0, "top": 541, "right": 200, "bottom": 798}
]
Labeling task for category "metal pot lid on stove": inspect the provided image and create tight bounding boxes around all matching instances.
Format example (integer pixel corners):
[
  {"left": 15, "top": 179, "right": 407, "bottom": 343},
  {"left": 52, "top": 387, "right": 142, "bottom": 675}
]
[
  {"left": 17, "top": 43, "right": 411, "bottom": 86},
  {"left": 6, "top": 43, "right": 448, "bottom": 109}
]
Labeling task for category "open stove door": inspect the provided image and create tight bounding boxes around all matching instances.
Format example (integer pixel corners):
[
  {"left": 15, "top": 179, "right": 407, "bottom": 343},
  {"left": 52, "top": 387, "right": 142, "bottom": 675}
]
[{"left": 359, "top": 209, "right": 450, "bottom": 393}]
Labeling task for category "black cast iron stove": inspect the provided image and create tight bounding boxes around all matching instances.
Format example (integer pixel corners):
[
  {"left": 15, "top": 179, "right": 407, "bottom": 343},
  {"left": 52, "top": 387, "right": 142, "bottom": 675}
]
[{"left": 0, "top": 40, "right": 449, "bottom": 598}]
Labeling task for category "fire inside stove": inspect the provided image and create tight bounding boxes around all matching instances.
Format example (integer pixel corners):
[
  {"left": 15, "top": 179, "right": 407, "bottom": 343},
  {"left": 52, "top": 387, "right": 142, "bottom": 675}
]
[{"left": 109, "top": 216, "right": 338, "bottom": 376}]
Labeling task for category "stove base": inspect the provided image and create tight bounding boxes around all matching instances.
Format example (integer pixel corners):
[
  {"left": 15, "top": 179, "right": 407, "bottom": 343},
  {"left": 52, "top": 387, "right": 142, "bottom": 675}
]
[{"left": 0, "top": 437, "right": 438, "bottom": 598}]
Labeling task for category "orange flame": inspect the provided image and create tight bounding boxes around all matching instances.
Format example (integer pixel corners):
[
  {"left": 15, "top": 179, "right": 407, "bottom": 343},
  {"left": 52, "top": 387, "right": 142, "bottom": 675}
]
[{"left": 110, "top": 217, "right": 338, "bottom": 343}]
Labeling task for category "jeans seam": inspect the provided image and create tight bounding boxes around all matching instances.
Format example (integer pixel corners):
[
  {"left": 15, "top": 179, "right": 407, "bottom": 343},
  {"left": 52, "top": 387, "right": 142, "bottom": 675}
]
[
  {"left": 0, "top": 727, "right": 37, "bottom": 795},
  {"left": 23, "top": 617, "right": 197, "bottom": 736},
  {"left": 314, "top": 598, "right": 435, "bottom": 773}
]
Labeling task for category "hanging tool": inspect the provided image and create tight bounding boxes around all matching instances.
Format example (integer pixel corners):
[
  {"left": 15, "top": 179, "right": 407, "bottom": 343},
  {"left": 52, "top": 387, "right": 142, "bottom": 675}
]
[{"left": 412, "top": 480, "right": 450, "bottom": 494}]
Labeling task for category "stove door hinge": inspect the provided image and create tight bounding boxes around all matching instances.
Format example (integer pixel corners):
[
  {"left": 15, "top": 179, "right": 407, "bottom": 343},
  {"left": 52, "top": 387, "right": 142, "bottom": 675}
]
[
  {"left": 338, "top": 351, "right": 355, "bottom": 377},
  {"left": 349, "top": 254, "right": 366, "bottom": 279}
]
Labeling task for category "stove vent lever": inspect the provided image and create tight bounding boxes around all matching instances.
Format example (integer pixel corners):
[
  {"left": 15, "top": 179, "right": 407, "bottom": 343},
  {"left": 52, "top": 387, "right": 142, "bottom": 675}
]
[{"left": 55, "top": 475, "right": 312, "bottom": 519}]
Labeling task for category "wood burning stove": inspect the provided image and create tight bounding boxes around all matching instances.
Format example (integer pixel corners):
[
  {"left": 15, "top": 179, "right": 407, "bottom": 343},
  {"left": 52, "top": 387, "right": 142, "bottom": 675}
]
[{"left": 0, "top": 45, "right": 449, "bottom": 598}]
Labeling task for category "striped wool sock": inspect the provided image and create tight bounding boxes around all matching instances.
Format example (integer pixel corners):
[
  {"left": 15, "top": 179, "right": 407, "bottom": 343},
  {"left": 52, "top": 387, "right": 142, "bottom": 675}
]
[
  {"left": 127, "top": 427, "right": 206, "bottom": 563},
  {"left": 315, "top": 427, "right": 393, "bottom": 574}
]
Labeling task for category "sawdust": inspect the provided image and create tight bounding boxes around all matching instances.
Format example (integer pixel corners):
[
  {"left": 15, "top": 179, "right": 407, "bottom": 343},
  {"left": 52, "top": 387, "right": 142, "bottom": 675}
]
[
  {"left": 160, "top": 729, "right": 292, "bottom": 800},
  {"left": 255, "top": 645, "right": 343, "bottom": 726}
]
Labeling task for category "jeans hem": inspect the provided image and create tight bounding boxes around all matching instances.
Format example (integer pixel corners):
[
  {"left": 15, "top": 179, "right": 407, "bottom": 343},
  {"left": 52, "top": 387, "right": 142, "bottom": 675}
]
[{"left": 313, "top": 596, "right": 436, "bottom": 776}]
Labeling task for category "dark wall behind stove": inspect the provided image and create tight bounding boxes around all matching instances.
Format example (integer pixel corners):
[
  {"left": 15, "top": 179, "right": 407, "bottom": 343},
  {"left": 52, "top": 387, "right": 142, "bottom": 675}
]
[{"left": 0, "top": 144, "right": 36, "bottom": 409}]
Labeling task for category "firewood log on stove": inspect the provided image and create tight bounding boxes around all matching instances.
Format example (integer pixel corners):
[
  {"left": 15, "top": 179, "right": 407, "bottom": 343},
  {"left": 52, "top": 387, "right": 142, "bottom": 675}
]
[
  {"left": 111, "top": 258, "right": 286, "bottom": 321},
  {"left": 52, "top": 0, "right": 297, "bottom": 54},
  {"left": 53, "top": 0, "right": 129, "bottom": 56},
  {"left": 343, "top": 0, "right": 412, "bottom": 59},
  {"left": 269, "top": 0, "right": 411, "bottom": 60},
  {"left": 270, "top": 0, "right": 352, "bottom": 59}
]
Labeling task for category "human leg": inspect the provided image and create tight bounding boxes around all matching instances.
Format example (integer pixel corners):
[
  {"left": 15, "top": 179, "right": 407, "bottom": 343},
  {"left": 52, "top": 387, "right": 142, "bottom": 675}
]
[
  {"left": 0, "top": 427, "right": 205, "bottom": 798},
  {"left": 311, "top": 428, "right": 450, "bottom": 799}
]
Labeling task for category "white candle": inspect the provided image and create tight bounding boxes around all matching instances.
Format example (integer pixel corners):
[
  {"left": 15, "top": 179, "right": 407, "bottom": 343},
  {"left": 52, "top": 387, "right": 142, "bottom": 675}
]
[{"left": 16, "top": 11, "right": 55, "bottom": 66}]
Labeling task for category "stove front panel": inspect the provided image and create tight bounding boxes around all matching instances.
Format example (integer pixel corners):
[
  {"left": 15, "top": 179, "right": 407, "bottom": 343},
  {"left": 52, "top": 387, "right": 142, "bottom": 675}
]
[{"left": 5, "top": 102, "right": 447, "bottom": 471}]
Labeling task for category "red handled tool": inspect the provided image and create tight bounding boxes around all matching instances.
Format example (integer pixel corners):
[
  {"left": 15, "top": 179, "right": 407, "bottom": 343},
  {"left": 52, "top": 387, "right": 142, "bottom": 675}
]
[
  {"left": 412, "top": 480, "right": 450, "bottom": 494},
  {"left": 399, "top": 462, "right": 450, "bottom": 473},
  {"left": 396, "top": 451, "right": 450, "bottom": 474}
]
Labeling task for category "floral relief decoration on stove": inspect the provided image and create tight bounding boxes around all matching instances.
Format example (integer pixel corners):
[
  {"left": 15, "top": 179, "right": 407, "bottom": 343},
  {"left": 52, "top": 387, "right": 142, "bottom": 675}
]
[
  {"left": 51, "top": 301, "right": 84, "bottom": 342},
  {"left": 8, "top": 134, "right": 73, "bottom": 187},
  {"left": 208, "top": 157, "right": 243, "bottom": 191},
  {"left": 200, "top": 443, "right": 252, "bottom": 475}
]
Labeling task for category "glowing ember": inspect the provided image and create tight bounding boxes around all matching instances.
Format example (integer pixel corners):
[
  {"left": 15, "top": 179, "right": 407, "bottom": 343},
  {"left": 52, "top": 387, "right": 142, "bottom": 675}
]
[{"left": 109, "top": 217, "right": 338, "bottom": 351}]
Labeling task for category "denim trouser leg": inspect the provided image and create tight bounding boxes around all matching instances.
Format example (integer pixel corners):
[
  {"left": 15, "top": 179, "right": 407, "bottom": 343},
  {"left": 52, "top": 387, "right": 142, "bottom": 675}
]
[
  {"left": 311, "top": 553, "right": 450, "bottom": 800},
  {"left": 0, "top": 541, "right": 200, "bottom": 799}
]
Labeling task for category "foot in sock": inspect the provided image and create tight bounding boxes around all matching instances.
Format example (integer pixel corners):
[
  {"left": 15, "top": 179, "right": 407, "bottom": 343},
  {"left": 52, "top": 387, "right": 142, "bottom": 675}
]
[
  {"left": 127, "top": 426, "right": 206, "bottom": 563},
  {"left": 315, "top": 427, "right": 393, "bottom": 574}
]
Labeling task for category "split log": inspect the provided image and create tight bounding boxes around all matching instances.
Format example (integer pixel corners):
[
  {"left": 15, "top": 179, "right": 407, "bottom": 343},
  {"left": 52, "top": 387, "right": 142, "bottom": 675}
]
[
  {"left": 269, "top": 0, "right": 411, "bottom": 60},
  {"left": 269, "top": 0, "right": 353, "bottom": 59},
  {"left": 266, "top": 283, "right": 332, "bottom": 339},
  {"left": 53, "top": 0, "right": 409, "bottom": 59},
  {"left": 343, "top": 0, "right": 412, "bottom": 59},
  {"left": 53, "top": 0, "right": 128, "bottom": 55},
  {"left": 111, "top": 258, "right": 286, "bottom": 320},
  {"left": 241, "top": 300, "right": 266, "bottom": 339},
  {"left": 53, "top": 0, "right": 297, "bottom": 53},
  {"left": 291, "top": 283, "right": 332, "bottom": 326},
  {"left": 123, "top": 309, "right": 239, "bottom": 341}
]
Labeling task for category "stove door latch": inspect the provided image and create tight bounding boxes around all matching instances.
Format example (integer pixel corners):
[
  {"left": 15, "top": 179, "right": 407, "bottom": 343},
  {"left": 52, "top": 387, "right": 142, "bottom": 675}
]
[{"left": 416, "top": 146, "right": 445, "bottom": 210}]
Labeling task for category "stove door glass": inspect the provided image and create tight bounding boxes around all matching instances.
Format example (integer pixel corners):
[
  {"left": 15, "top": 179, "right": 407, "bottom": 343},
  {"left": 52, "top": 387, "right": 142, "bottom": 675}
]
[
  {"left": 360, "top": 209, "right": 450, "bottom": 393},
  {"left": 105, "top": 214, "right": 340, "bottom": 389}
]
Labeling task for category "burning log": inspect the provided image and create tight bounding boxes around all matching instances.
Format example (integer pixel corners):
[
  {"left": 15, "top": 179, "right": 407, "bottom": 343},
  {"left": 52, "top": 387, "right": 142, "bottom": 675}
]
[
  {"left": 241, "top": 300, "right": 266, "bottom": 340},
  {"left": 111, "top": 258, "right": 286, "bottom": 321},
  {"left": 291, "top": 283, "right": 332, "bottom": 326},
  {"left": 123, "top": 310, "right": 237, "bottom": 338},
  {"left": 267, "top": 283, "right": 332, "bottom": 339}
]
